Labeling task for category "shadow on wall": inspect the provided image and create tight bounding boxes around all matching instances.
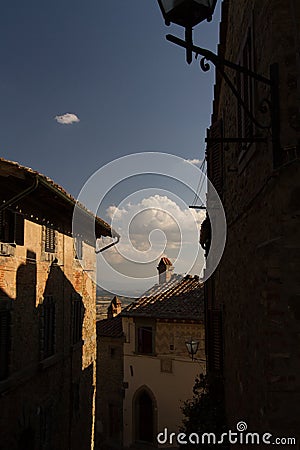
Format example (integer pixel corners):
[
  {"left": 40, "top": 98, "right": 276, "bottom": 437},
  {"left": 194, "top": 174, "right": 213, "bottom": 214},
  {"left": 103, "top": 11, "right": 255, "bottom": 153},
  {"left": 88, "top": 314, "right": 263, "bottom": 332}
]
[{"left": 0, "top": 250, "right": 94, "bottom": 450}]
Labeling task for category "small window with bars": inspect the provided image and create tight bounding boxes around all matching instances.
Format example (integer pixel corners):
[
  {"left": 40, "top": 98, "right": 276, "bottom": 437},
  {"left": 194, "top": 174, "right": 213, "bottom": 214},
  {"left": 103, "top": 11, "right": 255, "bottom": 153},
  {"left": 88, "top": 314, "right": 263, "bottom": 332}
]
[
  {"left": 41, "top": 296, "right": 55, "bottom": 359},
  {"left": 45, "top": 227, "right": 56, "bottom": 253},
  {"left": 0, "top": 310, "right": 11, "bottom": 380},
  {"left": 72, "top": 296, "right": 84, "bottom": 344},
  {"left": 0, "top": 210, "right": 24, "bottom": 245}
]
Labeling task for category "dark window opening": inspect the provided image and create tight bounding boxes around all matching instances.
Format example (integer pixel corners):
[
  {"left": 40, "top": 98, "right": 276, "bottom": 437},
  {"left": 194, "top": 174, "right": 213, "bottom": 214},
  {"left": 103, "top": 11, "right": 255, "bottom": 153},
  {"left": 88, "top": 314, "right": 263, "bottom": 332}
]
[
  {"left": 45, "top": 227, "right": 56, "bottom": 253},
  {"left": 0, "top": 310, "right": 10, "bottom": 380},
  {"left": 0, "top": 210, "right": 24, "bottom": 245},
  {"left": 137, "top": 327, "right": 153, "bottom": 354},
  {"left": 72, "top": 297, "right": 83, "bottom": 344},
  {"left": 41, "top": 296, "right": 55, "bottom": 359}
]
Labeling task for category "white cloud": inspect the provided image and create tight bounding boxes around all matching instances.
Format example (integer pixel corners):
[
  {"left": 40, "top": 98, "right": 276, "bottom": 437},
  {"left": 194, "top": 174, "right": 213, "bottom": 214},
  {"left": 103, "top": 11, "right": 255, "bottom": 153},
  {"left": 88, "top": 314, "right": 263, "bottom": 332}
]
[
  {"left": 185, "top": 158, "right": 203, "bottom": 165},
  {"left": 54, "top": 113, "right": 80, "bottom": 125},
  {"left": 104, "top": 194, "right": 205, "bottom": 272}
]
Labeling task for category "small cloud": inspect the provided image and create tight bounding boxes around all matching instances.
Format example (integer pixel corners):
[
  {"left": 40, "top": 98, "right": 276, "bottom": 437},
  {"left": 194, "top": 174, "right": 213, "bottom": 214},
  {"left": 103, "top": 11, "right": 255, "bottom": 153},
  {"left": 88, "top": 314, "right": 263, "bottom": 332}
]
[
  {"left": 184, "top": 158, "right": 202, "bottom": 165},
  {"left": 54, "top": 113, "right": 80, "bottom": 125}
]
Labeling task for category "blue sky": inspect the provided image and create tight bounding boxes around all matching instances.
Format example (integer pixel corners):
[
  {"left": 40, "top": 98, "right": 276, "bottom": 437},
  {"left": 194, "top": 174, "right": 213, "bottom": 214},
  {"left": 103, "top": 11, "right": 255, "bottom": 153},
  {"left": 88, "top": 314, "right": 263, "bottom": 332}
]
[{"left": 0, "top": 1, "right": 222, "bottom": 294}]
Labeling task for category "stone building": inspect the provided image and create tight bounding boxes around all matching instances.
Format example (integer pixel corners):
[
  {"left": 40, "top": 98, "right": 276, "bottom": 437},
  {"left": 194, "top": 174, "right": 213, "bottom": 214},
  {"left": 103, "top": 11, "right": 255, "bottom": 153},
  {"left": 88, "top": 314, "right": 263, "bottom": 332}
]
[
  {"left": 95, "top": 315, "right": 125, "bottom": 450},
  {"left": 203, "top": 0, "right": 300, "bottom": 445},
  {"left": 122, "top": 261, "right": 205, "bottom": 449},
  {"left": 0, "top": 159, "right": 115, "bottom": 450}
]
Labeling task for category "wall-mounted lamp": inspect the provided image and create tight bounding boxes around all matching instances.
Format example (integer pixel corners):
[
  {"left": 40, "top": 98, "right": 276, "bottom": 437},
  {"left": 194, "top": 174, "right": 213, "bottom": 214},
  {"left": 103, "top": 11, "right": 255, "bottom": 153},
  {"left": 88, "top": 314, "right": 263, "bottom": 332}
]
[{"left": 155, "top": 0, "right": 281, "bottom": 168}]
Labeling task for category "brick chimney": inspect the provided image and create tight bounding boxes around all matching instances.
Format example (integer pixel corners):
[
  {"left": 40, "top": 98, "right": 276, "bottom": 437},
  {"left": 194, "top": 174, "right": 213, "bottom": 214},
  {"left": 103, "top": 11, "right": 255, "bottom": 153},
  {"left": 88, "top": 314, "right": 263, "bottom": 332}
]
[
  {"left": 157, "top": 257, "right": 173, "bottom": 284},
  {"left": 107, "top": 296, "right": 122, "bottom": 318}
]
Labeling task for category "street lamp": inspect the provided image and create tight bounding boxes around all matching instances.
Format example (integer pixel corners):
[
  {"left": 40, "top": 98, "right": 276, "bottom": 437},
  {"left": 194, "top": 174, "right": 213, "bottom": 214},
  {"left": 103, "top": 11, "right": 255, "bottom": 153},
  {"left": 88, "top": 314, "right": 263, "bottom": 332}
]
[
  {"left": 157, "top": 0, "right": 217, "bottom": 64},
  {"left": 155, "top": 0, "right": 281, "bottom": 168},
  {"left": 185, "top": 338, "right": 200, "bottom": 360},
  {"left": 157, "top": 0, "right": 217, "bottom": 27}
]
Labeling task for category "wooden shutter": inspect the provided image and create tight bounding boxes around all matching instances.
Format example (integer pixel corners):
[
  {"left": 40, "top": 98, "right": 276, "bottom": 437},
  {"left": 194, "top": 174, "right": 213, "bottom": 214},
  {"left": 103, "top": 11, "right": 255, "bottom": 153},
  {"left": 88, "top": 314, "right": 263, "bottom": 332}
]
[
  {"left": 207, "top": 309, "right": 223, "bottom": 374},
  {"left": 43, "top": 296, "right": 55, "bottom": 358},
  {"left": 72, "top": 296, "right": 84, "bottom": 344},
  {"left": 75, "top": 238, "right": 83, "bottom": 260},
  {"left": 206, "top": 119, "right": 224, "bottom": 198},
  {"left": 0, "top": 210, "right": 15, "bottom": 243},
  {"left": 0, "top": 310, "right": 10, "bottom": 380},
  {"left": 14, "top": 213, "right": 24, "bottom": 246},
  {"left": 45, "top": 227, "right": 56, "bottom": 253}
]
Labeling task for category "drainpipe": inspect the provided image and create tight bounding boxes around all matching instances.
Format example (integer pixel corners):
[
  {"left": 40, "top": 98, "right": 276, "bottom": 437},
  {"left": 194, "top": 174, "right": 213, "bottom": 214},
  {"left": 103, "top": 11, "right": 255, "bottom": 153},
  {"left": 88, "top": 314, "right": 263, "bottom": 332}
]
[
  {"left": 95, "top": 236, "right": 120, "bottom": 254},
  {"left": 0, "top": 176, "right": 39, "bottom": 211}
]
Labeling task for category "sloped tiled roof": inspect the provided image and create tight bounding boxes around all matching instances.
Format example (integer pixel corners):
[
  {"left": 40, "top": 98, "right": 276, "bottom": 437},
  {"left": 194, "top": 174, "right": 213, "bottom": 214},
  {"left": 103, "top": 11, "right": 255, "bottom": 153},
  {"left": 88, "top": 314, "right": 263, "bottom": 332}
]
[
  {"left": 121, "top": 275, "right": 204, "bottom": 321},
  {"left": 0, "top": 158, "right": 116, "bottom": 238},
  {"left": 97, "top": 316, "right": 123, "bottom": 337}
]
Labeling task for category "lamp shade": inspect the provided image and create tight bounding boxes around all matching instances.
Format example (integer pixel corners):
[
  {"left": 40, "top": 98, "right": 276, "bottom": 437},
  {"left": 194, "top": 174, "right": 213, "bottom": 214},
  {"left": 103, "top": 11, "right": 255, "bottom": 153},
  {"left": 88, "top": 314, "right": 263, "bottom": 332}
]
[
  {"left": 157, "top": 0, "right": 217, "bottom": 27},
  {"left": 185, "top": 338, "right": 199, "bottom": 359}
]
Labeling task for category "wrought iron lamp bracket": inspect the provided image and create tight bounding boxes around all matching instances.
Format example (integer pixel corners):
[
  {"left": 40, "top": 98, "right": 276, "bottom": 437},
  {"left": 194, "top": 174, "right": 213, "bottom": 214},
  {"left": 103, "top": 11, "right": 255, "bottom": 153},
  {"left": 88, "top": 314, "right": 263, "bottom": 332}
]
[{"left": 166, "top": 34, "right": 281, "bottom": 166}]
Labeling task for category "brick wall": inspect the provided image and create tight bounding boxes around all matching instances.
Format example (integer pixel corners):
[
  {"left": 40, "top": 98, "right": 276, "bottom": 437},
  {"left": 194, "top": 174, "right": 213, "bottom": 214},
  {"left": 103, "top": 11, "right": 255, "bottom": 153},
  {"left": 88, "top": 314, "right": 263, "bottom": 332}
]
[{"left": 0, "top": 218, "right": 97, "bottom": 450}]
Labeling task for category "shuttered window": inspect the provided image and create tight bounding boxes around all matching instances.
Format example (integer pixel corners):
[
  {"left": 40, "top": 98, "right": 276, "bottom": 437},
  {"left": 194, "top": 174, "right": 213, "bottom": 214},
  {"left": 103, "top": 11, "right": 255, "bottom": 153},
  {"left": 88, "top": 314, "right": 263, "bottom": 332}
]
[
  {"left": 206, "top": 119, "right": 224, "bottom": 198},
  {"left": 41, "top": 296, "right": 55, "bottom": 359},
  {"left": 72, "top": 297, "right": 84, "bottom": 344},
  {"left": 0, "top": 210, "right": 24, "bottom": 245},
  {"left": 207, "top": 309, "right": 223, "bottom": 374},
  {"left": 0, "top": 310, "right": 10, "bottom": 380},
  {"left": 236, "top": 28, "right": 255, "bottom": 150},
  {"left": 74, "top": 238, "right": 83, "bottom": 260},
  {"left": 45, "top": 227, "right": 56, "bottom": 253}
]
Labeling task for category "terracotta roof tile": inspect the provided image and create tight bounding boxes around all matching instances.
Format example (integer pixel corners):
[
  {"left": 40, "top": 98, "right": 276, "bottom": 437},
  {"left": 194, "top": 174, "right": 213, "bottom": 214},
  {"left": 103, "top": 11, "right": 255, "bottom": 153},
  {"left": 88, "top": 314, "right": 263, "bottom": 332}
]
[
  {"left": 0, "top": 158, "right": 116, "bottom": 238},
  {"left": 121, "top": 275, "right": 204, "bottom": 321},
  {"left": 97, "top": 315, "right": 123, "bottom": 337}
]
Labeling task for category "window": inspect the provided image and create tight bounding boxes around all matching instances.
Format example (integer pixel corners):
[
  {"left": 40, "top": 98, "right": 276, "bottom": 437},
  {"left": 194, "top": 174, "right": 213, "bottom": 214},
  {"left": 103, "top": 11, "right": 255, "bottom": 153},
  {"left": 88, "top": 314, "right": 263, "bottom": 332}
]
[
  {"left": 45, "top": 227, "right": 56, "bottom": 253},
  {"left": 0, "top": 210, "right": 24, "bottom": 245},
  {"left": 74, "top": 237, "right": 83, "bottom": 260},
  {"left": 207, "top": 309, "right": 223, "bottom": 374},
  {"left": 236, "top": 27, "right": 255, "bottom": 156},
  {"left": 206, "top": 119, "right": 224, "bottom": 199},
  {"left": 137, "top": 326, "right": 153, "bottom": 354},
  {"left": 72, "top": 296, "right": 84, "bottom": 344},
  {"left": 41, "top": 296, "right": 55, "bottom": 359},
  {"left": 0, "top": 310, "right": 10, "bottom": 380}
]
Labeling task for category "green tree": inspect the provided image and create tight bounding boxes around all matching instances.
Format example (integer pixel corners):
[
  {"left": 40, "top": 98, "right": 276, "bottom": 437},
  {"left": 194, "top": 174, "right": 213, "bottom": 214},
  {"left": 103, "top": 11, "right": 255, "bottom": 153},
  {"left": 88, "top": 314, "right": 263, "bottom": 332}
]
[{"left": 180, "top": 373, "right": 228, "bottom": 449}]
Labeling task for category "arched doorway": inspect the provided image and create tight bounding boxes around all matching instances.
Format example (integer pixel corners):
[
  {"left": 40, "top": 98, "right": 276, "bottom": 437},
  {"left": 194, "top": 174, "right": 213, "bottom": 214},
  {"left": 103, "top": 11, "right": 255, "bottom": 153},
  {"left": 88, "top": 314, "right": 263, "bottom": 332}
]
[{"left": 133, "top": 386, "right": 157, "bottom": 445}]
